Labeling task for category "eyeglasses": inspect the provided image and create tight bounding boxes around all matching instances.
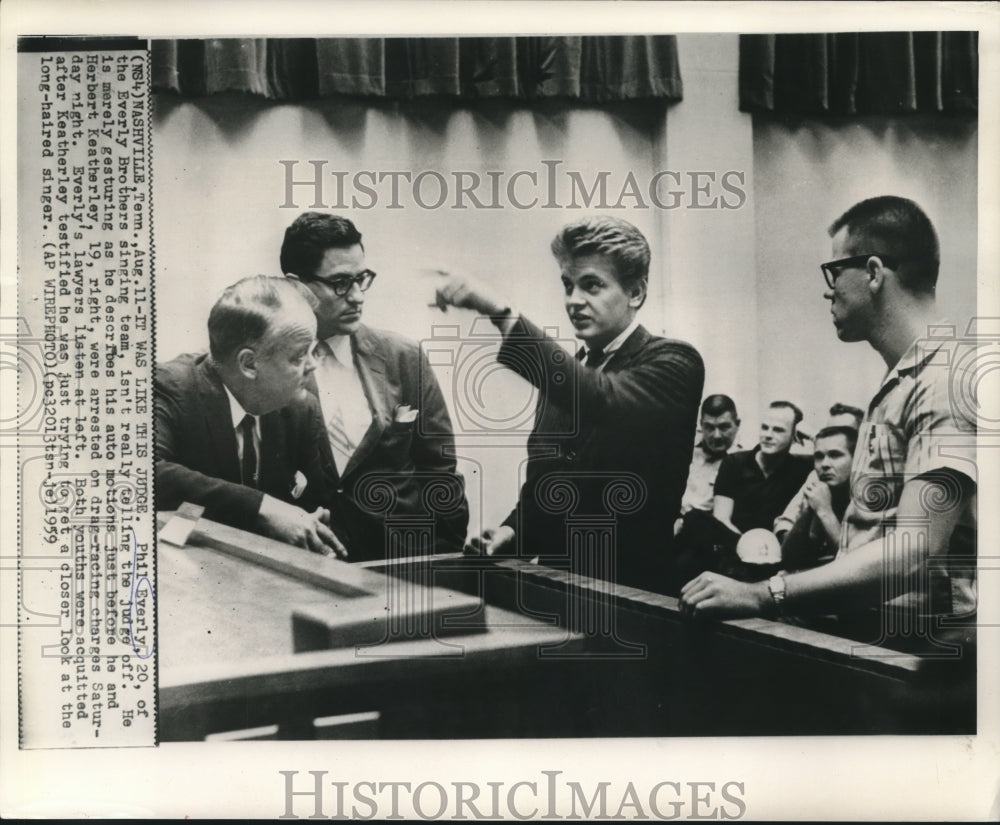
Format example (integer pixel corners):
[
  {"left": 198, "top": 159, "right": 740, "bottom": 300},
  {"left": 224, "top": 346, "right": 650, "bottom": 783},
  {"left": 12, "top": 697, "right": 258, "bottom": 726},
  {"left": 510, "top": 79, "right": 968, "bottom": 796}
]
[
  {"left": 820, "top": 254, "right": 899, "bottom": 289},
  {"left": 310, "top": 269, "right": 377, "bottom": 297}
]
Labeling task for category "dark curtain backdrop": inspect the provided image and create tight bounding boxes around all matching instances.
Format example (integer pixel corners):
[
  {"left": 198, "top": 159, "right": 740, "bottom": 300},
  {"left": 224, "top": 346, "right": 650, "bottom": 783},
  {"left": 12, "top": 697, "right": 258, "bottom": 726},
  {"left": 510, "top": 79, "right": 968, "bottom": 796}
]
[
  {"left": 151, "top": 36, "right": 684, "bottom": 103},
  {"left": 739, "top": 32, "right": 978, "bottom": 115}
]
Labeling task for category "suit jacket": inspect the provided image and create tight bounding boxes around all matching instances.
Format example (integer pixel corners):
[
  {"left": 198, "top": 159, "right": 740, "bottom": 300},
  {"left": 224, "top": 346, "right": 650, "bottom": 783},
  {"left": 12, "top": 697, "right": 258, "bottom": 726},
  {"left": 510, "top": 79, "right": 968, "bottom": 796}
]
[
  {"left": 499, "top": 317, "right": 704, "bottom": 593},
  {"left": 155, "top": 353, "right": 329, "bottom": 530},
  {"left": 309, "top": 324, "right": 469, "bottom": 561}
]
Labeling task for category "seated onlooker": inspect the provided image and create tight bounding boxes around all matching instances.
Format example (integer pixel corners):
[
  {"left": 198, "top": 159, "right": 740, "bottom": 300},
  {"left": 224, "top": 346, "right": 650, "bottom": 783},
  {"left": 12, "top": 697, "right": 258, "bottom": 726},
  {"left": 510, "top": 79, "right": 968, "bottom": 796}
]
[
  {"left": 712, "top": 400, "right": 813, "bottom": 534},
  {"left": 672, "top": 400, "right": 812, "bottom": 587},
  {"left": 677, "top": 394, "right": 742, "bottom": 521},
  {"left": 774, "top": 403, "right": 864, "bottom": 539},
  {"left": 780, "top": 425, "right": 857, "bottom": 571}
]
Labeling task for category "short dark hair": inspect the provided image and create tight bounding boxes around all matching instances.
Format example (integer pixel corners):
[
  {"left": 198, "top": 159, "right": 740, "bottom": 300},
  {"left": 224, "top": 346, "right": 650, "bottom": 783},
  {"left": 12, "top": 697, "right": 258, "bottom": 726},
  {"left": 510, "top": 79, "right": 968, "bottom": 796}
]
[
  {"left": 828, "top": 196, "right": 939, "bottom": 294},
  {"left": 701, "top": 394, "right": 738, "bottom": 419},
  {"left": 208, "top": 275, "right": 316, "bottom": 362},
  {"left": 551, "top": 216, "right": 650, "bottom": 308},
  {"left": 828, "top": 402, "right": 864, "bottom": 428},
  {"left": 769, "top": 400, "right": 803, "bottom": 429},
  {"left": 814, "top": 425, "right": 858, "bottom": 454},
  {"left": 280, "top": 213, "right": 364, "bottom": 280}
]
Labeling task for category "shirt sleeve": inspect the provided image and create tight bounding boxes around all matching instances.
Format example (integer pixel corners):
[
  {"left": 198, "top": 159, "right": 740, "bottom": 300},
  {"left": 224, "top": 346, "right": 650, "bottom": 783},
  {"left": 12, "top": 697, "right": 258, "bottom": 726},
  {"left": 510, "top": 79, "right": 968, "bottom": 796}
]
[
  {"left": 904, "top": 360, "right": 978, "bottom": 485},
  {"left": 774, "top": 472, "right": 813, "bottom": 534},
  {"left": 713, "top": 454, "right": 739, "bottom": 500}
]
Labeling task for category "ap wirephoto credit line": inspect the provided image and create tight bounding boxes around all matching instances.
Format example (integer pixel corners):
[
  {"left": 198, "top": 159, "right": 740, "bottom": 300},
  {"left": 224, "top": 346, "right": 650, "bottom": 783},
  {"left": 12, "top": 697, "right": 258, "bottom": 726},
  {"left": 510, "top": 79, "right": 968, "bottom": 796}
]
[{"left": 2, "top": 2, "right": 999, "bottom": 820}]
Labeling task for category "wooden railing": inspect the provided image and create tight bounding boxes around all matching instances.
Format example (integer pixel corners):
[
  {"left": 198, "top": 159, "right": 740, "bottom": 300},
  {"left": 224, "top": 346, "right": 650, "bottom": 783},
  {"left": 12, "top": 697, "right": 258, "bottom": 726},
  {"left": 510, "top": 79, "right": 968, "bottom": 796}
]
[{"left": 157, "top": 516, "right": 975, "bottom": 740}]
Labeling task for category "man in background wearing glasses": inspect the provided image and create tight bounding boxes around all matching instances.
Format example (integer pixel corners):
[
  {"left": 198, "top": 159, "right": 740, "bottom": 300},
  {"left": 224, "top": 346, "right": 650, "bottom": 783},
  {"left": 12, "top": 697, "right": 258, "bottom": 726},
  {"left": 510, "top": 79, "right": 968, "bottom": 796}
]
[
  {"left": 681, "top": 196, "right": 977, "bottom": 648},
  {"left": 281, "top": 213, "right": 469, "bottom": 561}
]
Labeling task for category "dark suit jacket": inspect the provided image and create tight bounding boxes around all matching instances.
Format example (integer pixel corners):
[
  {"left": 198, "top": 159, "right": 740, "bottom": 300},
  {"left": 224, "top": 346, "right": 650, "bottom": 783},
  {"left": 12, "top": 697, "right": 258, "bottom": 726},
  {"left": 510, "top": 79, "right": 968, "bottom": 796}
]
[
  {"left": 309, "top": 325, "right": 469, "bottom": 561},
  {"left": 155, "top": 353, "right": 329, "bottom": 530},
  {"left": 499, "top": 318, "right": 704, "bottom": 593}
]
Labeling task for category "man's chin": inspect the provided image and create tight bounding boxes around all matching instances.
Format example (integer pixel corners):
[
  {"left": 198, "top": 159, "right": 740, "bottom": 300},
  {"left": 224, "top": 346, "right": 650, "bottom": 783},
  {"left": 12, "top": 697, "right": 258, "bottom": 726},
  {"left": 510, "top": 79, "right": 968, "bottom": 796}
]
[{"left": 833, "top": 323, "right": 862, "bottom": 343}]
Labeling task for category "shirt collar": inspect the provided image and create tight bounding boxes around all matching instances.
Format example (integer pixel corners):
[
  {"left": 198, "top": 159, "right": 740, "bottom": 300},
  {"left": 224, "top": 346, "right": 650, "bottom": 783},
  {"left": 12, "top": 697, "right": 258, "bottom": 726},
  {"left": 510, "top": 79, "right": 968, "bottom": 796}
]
[
  {"left": 879, "top": 324, "right": 951, "bottom": 390},
  {"left": 222, "top": 383, "right": 257, "bottom": 431},
  {"left": 322, "top": 334, "right": 354, "bottom": 365},
  {"left": 585, "top": 318, "right": 640, "bottom": 357}
]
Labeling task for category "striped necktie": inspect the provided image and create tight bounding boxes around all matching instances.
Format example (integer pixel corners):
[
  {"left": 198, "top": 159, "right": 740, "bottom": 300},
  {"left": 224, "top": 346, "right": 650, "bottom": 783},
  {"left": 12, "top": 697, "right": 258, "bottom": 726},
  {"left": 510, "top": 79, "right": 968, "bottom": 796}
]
[{"left": 315, "top": 340, "right": 357, "bottom": 468}]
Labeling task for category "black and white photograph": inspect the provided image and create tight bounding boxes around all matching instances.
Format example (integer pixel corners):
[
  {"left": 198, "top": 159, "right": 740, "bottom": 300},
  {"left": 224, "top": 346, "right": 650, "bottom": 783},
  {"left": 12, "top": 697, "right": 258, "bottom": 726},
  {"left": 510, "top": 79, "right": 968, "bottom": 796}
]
[{"left": 2, "top": 0, "right": 999, "bottom": 819}]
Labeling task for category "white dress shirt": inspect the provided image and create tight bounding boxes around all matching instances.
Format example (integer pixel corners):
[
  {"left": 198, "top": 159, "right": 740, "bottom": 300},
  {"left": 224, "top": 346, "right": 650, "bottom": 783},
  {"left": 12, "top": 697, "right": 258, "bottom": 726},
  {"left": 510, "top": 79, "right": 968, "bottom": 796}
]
[{"left": 315, "top": 335, "right": 373, "bottom": 474}]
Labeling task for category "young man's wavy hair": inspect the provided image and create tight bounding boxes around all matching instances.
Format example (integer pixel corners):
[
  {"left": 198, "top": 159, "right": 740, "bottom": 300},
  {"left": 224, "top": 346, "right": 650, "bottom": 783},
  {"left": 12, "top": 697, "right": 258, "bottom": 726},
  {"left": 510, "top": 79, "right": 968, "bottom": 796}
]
[{"left": 551, "top": 216, "right": 650, "bottom": 308}]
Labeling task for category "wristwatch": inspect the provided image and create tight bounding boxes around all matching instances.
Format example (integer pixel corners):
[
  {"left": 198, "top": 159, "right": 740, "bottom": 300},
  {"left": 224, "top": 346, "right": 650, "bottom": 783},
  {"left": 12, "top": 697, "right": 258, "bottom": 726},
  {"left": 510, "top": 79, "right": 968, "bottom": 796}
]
[{"left": 766, "top": 573, "right": 787, "bottom": 617}]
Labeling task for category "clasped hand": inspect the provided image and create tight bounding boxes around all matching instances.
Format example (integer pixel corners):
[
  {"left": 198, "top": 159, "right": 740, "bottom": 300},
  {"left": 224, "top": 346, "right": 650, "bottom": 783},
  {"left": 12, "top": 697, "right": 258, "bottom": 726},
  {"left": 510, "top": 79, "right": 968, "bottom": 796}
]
[
  {"left": 679, "top": 572, "right": 768, "bottom": 619},
  {"left": 257, "top": 495, "right": 349, "bottom": 559}
]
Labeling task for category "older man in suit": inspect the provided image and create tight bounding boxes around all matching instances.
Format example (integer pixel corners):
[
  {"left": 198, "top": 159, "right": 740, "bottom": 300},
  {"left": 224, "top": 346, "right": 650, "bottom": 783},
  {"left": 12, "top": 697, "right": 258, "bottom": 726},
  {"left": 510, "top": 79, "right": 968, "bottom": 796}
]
[
  {"left": 281, "top": 213, "right": 469, "bottom": 561},
  {"left": 434, "top": 216, "right": 704, "bottom": 593},
  {"left": 155, "top": 275, "right": 343, "bottom": 556}
]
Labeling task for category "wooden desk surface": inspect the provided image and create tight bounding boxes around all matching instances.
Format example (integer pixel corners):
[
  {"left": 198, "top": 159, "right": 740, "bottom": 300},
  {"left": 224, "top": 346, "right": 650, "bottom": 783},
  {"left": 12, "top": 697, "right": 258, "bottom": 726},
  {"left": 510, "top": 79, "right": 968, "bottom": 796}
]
[
  {"left": 157, "top": 514, "right": 974, "bottom": 740},
  {"left": 158, "top": 516, "right": 557, "bottom": 669}
]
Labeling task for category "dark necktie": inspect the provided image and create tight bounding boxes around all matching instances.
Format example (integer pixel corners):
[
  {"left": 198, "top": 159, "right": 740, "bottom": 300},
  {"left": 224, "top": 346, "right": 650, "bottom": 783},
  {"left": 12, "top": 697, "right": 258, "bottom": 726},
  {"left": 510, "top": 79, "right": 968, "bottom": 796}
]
[
  {"left": 240, "top": 413, "right": 258, "bottom": 488},
  {"left": 584, "top": 347, "right": 606, "bottom": 369}
]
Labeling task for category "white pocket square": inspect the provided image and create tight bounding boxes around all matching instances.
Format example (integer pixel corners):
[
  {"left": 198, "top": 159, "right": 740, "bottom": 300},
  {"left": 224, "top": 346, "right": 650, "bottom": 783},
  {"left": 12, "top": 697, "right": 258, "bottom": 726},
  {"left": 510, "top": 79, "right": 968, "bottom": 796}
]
[
  {"left": 290, "top": 471, "right": 308, "bottom": 499},
  {"left": 394, "top": 405, "right": 419, "bottom": 423}
]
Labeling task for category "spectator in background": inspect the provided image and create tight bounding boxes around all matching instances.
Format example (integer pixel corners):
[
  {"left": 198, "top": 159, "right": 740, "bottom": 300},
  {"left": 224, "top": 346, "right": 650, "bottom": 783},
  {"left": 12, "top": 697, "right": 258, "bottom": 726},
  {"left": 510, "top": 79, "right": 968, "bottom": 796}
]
[
  {"left": 678, "top": 394, "right": 742, "bottom": 519},
  {"left": 827, "top": 402, "right": 865, "bottom": 429},
  {"left": 780, "top": 425, "right": 857, "bottom": 571},
  {"left": 712, "top": 400, "right": 813, "bottom": 536},
  {"left": 673, "top": 400, "right": 811, "bottom": 586},
  {"left": 774, "top": 402, "right": 864, "bottom": 539}
]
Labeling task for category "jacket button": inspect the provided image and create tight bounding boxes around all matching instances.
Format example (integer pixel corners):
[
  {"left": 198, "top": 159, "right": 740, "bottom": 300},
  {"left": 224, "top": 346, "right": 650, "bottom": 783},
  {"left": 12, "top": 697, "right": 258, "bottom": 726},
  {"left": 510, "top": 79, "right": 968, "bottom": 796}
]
[
  {"left": 566, "top": 450, "right": 576, "bottom": 461},
  {"left": 337, "top": 487, "right": 345, "bottom": 494}
]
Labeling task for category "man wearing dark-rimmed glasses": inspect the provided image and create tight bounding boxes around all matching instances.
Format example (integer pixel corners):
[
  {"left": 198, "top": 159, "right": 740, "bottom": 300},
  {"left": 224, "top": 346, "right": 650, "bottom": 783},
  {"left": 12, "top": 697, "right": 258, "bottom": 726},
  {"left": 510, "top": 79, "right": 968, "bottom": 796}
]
[
  {"left": 681, "top": 196, "right": 977, "bottom": 651},
  {"left": 281, "top": 213, "right": 468, "bottom": 560}
]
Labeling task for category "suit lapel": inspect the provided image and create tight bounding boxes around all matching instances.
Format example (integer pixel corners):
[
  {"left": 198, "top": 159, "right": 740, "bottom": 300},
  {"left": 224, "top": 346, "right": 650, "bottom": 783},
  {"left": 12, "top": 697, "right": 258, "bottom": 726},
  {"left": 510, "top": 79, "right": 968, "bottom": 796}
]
[
  {"left": 603, "top": 325, "right": 650, "bottom": 373},
  {"left": 343, "top": 326, "right": 390, "bottom": 480},
  {"left": 196, "top": 358, "right": 242, "bottom": 485},
  {"left": 258, "top": 412, "right": 286, "bottom": 494}
]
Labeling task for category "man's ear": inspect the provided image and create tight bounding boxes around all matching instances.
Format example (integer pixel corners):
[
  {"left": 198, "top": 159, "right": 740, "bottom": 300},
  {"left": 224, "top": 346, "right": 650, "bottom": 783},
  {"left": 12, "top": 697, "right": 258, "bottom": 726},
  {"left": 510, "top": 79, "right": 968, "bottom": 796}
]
[
  {"left": 236, "top": 347, "right": 258, "bottom": 380},
  {"left": 866, "top": 256, "right": 887, "bottom": 294},
  {"left": 628, "top": 280, "right": 647, "bottom": 308}
]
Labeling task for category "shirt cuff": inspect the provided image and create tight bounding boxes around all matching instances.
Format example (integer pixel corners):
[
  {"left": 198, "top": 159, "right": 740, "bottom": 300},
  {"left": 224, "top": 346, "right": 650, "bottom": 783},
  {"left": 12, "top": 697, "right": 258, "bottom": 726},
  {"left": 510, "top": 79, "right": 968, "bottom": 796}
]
[{"left": 491, "top": 306, "right": 519, "bottom": 337}]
